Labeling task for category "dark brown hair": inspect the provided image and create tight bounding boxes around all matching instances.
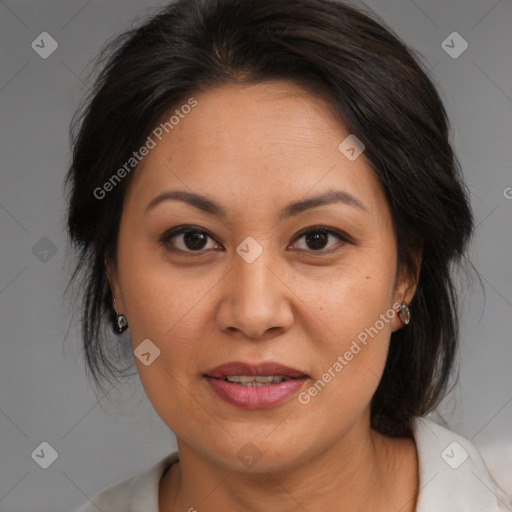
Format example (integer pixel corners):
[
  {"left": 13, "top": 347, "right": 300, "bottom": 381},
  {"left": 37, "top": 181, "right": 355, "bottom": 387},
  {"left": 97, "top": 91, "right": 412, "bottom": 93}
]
[{"left": 65, "top": 0, "right": 474, "bottom": 436}]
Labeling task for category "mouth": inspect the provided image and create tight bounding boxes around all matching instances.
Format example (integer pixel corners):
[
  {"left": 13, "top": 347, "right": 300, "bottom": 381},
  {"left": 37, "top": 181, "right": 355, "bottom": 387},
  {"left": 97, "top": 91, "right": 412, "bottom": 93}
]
[
  {"left": 204, "top": 361, "right": 309, "bottom": 408},
  {"left": 217, "top": 375, "right": 296, "bottom": 386},
  {"left": 204, "top": 360, "right": 308, "bottom": 381}
]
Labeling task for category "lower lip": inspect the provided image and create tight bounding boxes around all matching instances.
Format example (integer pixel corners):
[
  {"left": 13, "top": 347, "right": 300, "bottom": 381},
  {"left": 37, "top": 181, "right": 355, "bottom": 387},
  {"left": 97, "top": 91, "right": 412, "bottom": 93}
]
[{"left": 205, "top": 376, "right": 308, "bottom": 408}]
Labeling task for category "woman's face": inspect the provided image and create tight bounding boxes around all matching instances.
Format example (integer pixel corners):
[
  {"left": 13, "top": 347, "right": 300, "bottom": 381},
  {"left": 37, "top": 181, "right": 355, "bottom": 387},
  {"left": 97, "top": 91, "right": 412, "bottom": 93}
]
[{"left": 109, "top": 80, "right": 416, "bottom": 471}]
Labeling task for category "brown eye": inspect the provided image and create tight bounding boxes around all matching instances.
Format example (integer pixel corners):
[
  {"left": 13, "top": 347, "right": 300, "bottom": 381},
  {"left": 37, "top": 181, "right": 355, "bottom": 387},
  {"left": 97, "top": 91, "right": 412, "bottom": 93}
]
[
  {"left": 304, "top": 230, "right": 329, "bottom": 250},
  {"left": 292, "top": 226, "right": 349, "bottom": 253},
  {"left": 181, "top": 231, "right": 209, "bottom": 250},
  {"left": 159, "top": 226, "right": 220, "bottom": 254}
]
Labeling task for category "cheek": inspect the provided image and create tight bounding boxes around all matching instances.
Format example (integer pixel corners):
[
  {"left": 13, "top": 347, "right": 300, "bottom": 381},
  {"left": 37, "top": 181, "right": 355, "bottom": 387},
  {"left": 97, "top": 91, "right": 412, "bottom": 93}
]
[
  {"left": 300, "top": 300, "right": 393, "bottom": 426},
  {"left": 308, "top": 247, "right": 396, "bottom": 345},
  {"left": 120, "top": 269, "right": 212, "bottom": 433},
  {"left": 300, "top": 246, "right": 396, "bottom": 407},
  {"left": 116, "top": 232, "right": 212, "bottom": 342}
]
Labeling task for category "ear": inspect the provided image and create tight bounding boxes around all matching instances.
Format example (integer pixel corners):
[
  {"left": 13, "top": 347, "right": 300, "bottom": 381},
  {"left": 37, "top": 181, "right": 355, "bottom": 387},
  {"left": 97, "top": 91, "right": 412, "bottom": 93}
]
[
  {"left": 105, "top": 256, "right": 122, "bottom": 311},
  {"left": 391, "top": 250, "right": 422, "bottom": 332}
]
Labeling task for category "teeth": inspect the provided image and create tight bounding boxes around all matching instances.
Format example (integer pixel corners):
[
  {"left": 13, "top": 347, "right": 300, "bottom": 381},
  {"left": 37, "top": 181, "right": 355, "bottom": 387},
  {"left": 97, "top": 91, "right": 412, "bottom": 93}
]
[{"left": 225, "top": 375, "right": 289, "bottom": 385}]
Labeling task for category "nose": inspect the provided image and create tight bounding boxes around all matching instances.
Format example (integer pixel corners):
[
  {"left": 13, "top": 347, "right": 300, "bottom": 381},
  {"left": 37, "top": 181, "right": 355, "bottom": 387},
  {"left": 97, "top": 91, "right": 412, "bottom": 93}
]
[{"left": 216, "top": 245, "right": 295, "bottom": 340}]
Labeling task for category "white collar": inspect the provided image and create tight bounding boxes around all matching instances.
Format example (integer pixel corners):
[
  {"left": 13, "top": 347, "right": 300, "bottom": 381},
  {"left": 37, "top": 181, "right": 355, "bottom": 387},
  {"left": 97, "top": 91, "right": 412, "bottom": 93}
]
[{"left": 412, "top": 416, "right": 510, "bottom": 511}]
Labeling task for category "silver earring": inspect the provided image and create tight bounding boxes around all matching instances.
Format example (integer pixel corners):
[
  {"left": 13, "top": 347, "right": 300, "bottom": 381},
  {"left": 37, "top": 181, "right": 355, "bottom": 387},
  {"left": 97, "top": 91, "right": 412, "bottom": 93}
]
[
  {"left": 113, "top": 297, "right": 128, "bottom": 333},
  {"left": 398, "top": 302, "right": 411, "bottom": 325}
]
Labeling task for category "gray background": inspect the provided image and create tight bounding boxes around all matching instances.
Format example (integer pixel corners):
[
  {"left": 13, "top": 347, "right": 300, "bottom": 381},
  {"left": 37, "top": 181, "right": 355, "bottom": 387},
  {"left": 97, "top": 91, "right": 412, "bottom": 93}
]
[{"left": 0, "top": 1, "right": 511, "bottom": 511}]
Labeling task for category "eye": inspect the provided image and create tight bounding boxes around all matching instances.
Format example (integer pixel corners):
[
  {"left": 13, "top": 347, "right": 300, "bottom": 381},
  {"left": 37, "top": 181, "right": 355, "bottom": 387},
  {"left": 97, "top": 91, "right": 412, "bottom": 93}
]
[
  {"left": 159, "top": 226, "right": 221, "bottom": 254},
  {"left": 291, "top": 226, "right": 349, "bottom": 254}
]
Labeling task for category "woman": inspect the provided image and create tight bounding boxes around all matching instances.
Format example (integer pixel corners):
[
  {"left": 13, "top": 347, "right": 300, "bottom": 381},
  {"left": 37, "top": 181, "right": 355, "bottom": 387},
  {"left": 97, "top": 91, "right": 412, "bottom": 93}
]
[{"left": 66, "top": 0, "right": 510, "bottom": 510}]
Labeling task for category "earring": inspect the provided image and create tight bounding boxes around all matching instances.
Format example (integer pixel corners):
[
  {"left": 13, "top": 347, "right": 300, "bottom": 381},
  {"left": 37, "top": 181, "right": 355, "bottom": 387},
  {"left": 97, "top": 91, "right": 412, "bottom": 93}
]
[
  {"left": 398, "top": 302, "right": 411, "bottom": 325},
  {"left": 113, "top": 297, "right": 128, "bottom": 334}
]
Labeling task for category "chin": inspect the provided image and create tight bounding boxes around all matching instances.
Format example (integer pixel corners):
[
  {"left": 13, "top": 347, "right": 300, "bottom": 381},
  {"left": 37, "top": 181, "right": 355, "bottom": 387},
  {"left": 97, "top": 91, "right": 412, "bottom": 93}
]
[{"left": 198, "top": 432, "right": 309, "bottom": 474}]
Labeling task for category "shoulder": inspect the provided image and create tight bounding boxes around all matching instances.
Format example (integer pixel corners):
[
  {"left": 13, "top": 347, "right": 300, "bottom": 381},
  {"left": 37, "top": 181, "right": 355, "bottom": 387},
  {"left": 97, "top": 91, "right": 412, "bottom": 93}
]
[
  {"left": 412, "top": 417, "right": 511, "bottom": 511},
  {"left": 71, "top": 452, "right": 179, "bottom": 512}
]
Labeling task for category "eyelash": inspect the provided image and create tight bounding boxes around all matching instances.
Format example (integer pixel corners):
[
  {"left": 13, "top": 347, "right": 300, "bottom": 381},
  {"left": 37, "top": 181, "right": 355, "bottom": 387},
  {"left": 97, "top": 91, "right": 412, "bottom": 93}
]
[{"left": 158, "top": 225, "right": 352, "bottom": 257}]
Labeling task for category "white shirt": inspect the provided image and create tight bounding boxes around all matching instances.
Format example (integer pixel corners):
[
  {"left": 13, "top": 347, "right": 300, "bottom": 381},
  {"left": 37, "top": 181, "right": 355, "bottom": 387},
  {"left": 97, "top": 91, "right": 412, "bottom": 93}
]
[{"left": 73, "top": 417, "right": 511, "bottom": 511}]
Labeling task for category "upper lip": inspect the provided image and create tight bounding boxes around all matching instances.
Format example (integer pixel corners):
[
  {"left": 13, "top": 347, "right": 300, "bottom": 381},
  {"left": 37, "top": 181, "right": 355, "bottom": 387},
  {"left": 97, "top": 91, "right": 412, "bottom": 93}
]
[{"left": 205, "top": 361, "right": 308, "bottom": 379}]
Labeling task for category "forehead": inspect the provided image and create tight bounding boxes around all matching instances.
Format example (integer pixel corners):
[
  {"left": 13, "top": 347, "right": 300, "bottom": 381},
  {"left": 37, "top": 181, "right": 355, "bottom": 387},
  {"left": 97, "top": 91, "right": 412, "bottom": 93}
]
[
  {"left": 125, "top": 80, "right": 386, "bottom": 220},
  {"left": 141, "top": 81, "right": 346, "bottom": 168}
]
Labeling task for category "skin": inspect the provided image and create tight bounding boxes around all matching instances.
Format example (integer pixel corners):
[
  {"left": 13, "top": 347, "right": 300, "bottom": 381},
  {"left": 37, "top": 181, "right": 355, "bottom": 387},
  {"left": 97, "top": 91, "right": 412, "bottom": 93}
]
[{"left": 108, "top": 80, "right": 421, "bottom": 512}]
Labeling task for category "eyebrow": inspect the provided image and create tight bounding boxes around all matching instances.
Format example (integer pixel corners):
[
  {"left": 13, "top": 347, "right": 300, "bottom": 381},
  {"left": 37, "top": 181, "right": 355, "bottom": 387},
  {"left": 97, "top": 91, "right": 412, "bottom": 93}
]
[{"left": 145, "top": 189, "right": 367, "bottom": 220}]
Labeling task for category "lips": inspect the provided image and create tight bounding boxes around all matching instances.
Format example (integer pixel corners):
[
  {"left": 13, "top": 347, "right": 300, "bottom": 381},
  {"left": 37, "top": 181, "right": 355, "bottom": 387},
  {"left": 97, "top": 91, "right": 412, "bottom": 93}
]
[
  {"left": 205, "top": 361, "right": 308, "bottom": 380},
  {"left": 204, "top": 361, "right": 309, "bottom": 408}
]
